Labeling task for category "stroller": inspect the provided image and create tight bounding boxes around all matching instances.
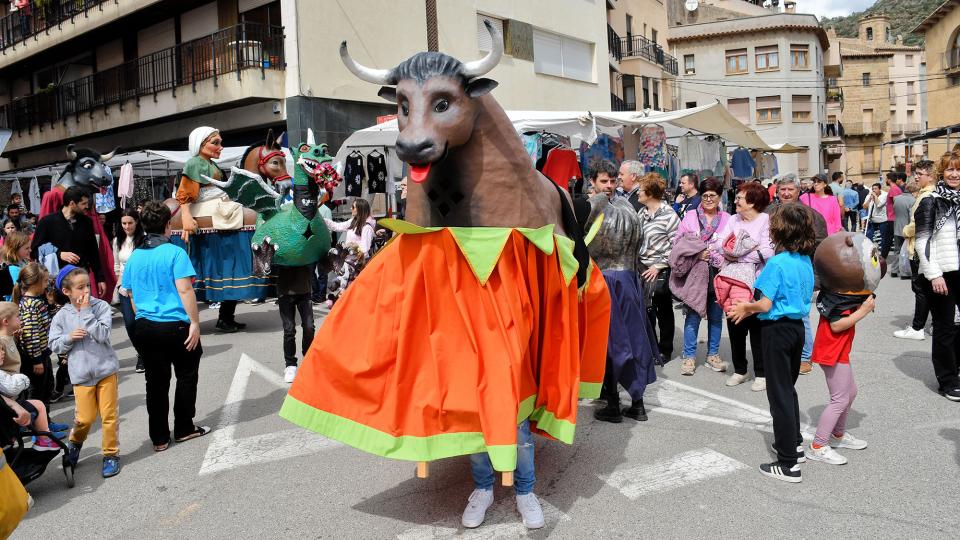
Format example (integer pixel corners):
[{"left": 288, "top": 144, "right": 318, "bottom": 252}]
[{"left": 3, "top": 427, "right": 75, "bottom": 488}]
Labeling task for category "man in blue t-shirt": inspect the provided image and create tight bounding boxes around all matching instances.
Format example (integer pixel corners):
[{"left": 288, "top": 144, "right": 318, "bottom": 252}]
[
  {"left": 122, "top": 201, "right": 210, "bottom": 451},
  {"left": 840, "top": 178, "right": 861, "bottom": 232}
]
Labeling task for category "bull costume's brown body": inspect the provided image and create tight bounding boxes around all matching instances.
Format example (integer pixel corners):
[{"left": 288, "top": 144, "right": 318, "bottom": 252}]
[{"left": 280, "top": 21, "right": 609, "bottom": 478}]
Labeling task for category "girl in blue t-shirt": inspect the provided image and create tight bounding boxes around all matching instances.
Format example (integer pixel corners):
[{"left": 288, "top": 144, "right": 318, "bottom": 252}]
[{"left": 728, "top": 204, "right": 815, "bottom": 484}]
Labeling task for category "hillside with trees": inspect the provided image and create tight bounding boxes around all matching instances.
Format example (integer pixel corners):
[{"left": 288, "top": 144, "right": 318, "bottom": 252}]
[{"left": 819, "top": 0, "right": 943, "bottom": 46}]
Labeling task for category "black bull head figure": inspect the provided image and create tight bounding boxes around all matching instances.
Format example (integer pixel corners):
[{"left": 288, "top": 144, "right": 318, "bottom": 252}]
[
  {"left": 61, "top": 144, "right": 118, "bottom": 190},
  {"left": 339, "top": 20, "right": 503, "bottom": 184}
]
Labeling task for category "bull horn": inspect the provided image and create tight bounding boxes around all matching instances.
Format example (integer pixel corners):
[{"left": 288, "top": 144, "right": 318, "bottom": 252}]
[
  {"left": 66, "top": 144, "right": 77, "bottom": 161},
  {"left": 461, "top": 20, "right": 503, "bottom": 79},
  {"left": 100, "top": 147, "right": 119, "bottom": 161},
  {"left": 340, "top": 41, "right": 394, "bottom": 85},
  {"left": 307, "top": 128, "right": 316, "bottom": 146}
]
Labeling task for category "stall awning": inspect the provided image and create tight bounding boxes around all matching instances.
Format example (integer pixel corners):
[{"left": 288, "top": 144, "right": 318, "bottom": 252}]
[{"left": 885, "top": 123, "right": 960, "bottom": 146}]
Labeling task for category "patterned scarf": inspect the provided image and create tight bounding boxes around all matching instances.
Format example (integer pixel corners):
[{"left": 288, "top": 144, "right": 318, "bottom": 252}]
[
  {"left": 697, "top": 208, "right": 721, "bottom": 243},
  {"left": 934, "top": 182, "right": 960, "bottom": 233}
]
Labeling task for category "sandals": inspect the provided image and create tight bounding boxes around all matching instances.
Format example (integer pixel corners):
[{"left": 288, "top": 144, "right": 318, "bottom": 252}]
[
  {"left": 153, "top": 442, "right": 169, "bottom": 452},
  {"left": 174, "top": 426, "right": 211, "bottom": 443}
]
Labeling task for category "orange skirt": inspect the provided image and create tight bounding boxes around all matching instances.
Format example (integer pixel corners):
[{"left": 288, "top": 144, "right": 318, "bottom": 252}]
[{"left": 280, "top": 222, "right": 609, "bottom": 471}]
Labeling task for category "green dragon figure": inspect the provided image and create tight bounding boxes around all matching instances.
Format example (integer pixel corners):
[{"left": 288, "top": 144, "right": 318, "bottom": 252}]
[{"left": 204, "top": 129, "right": 337, "bottom": 274}]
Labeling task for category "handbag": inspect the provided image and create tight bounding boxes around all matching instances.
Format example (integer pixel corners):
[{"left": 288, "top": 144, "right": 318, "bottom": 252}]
[{"left": 651, "top": 266, "right": 671, "bottom": 296}]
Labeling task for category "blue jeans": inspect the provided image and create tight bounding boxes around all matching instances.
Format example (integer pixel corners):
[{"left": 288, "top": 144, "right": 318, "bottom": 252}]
[
  {"left": 470, "top": 420, "right": 535, "bottom": 495},
  {"left": 682, "top": 303, "right": 724, "bottom": 357},
  {"left": 801, "top": 312, "right": 812, "bottom": 361},
  {"left": 118, "top": 293, "right": 138, "bottom": 353}
]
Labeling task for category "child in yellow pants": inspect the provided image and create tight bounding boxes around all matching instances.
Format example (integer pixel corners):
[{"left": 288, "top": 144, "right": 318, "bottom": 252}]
[{"left": 48, "top": 266, "right": 121, "bottom": 478}]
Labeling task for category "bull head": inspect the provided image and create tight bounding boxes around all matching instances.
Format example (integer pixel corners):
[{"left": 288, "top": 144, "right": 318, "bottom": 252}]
[
  {"left": 340, "top": 20, "right": 503, "bottom": 184},
  {"left": 61, "top": 144, "right": 119, "bottom": 189}
]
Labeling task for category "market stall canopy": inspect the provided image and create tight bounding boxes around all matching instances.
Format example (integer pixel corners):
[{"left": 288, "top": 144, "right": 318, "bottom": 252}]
[
  {"left": 885, "top": 123, "right": 960, "bottom": 146},
  {"left": 335, "top": 101, "right": 788, "bottom": 165}
]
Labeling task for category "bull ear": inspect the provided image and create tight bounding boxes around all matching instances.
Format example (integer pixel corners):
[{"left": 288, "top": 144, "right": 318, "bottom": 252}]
[
  {"left": 377, "top": 86, "right": 397, "bottom": 103},
  {"left": 466, "top": 78, "right": 498, "bottom": 98}
]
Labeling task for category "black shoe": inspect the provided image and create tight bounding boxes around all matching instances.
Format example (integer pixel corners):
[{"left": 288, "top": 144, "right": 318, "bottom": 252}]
[
  {"left": 231, "top": 320, "right": 247, "bottom": 330},
  {"left": 593, "top": 404, "right": 623, "bottom": 423},
  {"left": 939, "top": 388, "right": 960, "bottom": 402},
  {"left": 50, "top": 390, "right": 64, "bottom": 403},
  {"left": 622, "top": 399, "right": 648, "bottom": 421},
  {"left": 900, "top": 276, "right": 911, "bottom": 280},
  {"left": 759, "top": 461, "right": 802, "bottom": 483},
  {"left": 215, "top": 320, "right": 240, "bottom": 333},
  {"left": 890, "top": 273, "right": 898, "bottom": 278},
  {"left": 64, "top": 387, "right": 75, "bottom": 399},
  {"left": 135, "top": 356, "right": 145, "bottom": 374}
]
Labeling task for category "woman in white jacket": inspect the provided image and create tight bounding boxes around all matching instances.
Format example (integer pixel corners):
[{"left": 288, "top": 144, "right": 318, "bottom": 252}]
[{"left": 915, "top": 152, "right": 960, "bottom": 402}]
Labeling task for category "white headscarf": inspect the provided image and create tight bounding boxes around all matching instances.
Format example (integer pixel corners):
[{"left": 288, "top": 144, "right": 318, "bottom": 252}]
[{"left": 189, "top": 126, "right": 218, "bottom": 157}]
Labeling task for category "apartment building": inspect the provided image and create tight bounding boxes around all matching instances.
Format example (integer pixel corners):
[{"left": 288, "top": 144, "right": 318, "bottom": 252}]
[
  {"left": 914, "top": 0, "right": 960, "bottom": 158},
  {"left": 829, "top": 15, "right": 927, "bottom": 184},
  {"left": 0, "top": 0, "right": 611, "bottom": 172},
  {"left": 606, "top": 0, "right": 677, "bottom": 111},
  {"left": 668, "top": 10, "right": 828, "bottom": 176}
]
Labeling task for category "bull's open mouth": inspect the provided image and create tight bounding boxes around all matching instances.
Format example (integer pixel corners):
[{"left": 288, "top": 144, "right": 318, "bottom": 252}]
[{"left": 407, "top": 144, "right": 448, "bottom": 184}]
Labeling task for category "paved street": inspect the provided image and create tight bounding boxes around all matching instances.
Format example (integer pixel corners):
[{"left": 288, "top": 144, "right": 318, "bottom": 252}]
[{"left": 13, "top": 274, "right": 960, "bottom": 539}]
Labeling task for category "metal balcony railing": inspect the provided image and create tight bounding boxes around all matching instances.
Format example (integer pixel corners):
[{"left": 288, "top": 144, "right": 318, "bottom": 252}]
[
  {"left": 617, "top": 35, "right": 678, "bottom": 75},
  {"left": 611, "top": 93, "right": 628, "bottom": 111},
  {"left": 845, "top": 121, "right": 887, "bottom": 136},
  {"left": 0, "top": 22, "right": 284, "bottom": 132},
  {"left": 945, "top": 48, "right": 960, "bottom": 71},
  {"left": 0, "top": 0, "right": 110, "bottom": 53},
  {"left": 608, "top": 25, "right": 621, "bottom": 62},
  {"left": 891, "top": 123, "right": 923, "bottom": 134}
]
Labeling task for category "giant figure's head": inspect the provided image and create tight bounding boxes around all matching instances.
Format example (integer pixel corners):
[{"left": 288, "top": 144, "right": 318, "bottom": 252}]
[
  {"left": 61, "top": 145, "right": 117, "bottom": 190},
  {"left": 814, "top": 232, "right": 885, "bottom": 293},
  {"left": 340, "top": 20, "right": 503, "bottom": 184}
]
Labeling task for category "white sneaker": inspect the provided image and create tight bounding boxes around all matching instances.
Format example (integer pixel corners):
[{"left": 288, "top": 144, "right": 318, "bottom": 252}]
[
  {"left": 771, "top": 443, "right": 807, "bottom": 463},
  {"left": 461, "top": 489, "right": 494, "bottom": 529},
  {"left": 807, "top": 443, "right": 848, "bottom": 465},
  {"left": 830, "top": 432, "right": 868, "bottom": 450},
  {"left": 515, "top": 493, "right": 545, "bottom": 529},
  {"left": 726, "top": 373, "right": 748, "bottom": 386},
  {"left": 283, "top": 366, "right": 298, "bottom": 384},
  {"left": 751, "top": 377, "right": 766, "bottom": 392},
  {"left": 893, "top": 326, "right": 925, "bottom": 340}
]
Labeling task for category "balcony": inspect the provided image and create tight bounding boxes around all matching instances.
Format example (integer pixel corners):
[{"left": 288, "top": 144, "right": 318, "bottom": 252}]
[
  {"left": 891, "top": 123, "right": 923, "bottom": 135},
  {"left": 0, "top": 22, "right": 284, "bottom": 133},
  {"left": 822, "top": 122, "right": 843, "bottom": 139},
  {"left": 611, "top": 93, "right": 629, "bottom": 111},
  {"left": 0, "top": 0, "right": 110, "bottom": 53},
  {"left": 613, "top": 35, "right": 679, "bottom": 76},
  {"left": 861, "top": 161, "right": 880, "bottom": 173},
  {"left": 944, "top": 48, "right": 960, "bottom": 72},
  {"left": 607, "top": 25, "right": 621, "bottom": 66},
  {"left": 845, "top": 121, "right": 887, "bottom": 136}
]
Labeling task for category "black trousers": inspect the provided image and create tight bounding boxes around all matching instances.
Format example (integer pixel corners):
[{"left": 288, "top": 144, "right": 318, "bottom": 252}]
[
  {"left": 54, "top": 356, "right": 70, "bottom": 394},
  {"left": 910, "top": 259, "right": 930, "bottom": 332},
  {"left": 22, "top": 350, "right": 53, "bottom": 406},
  {"left": 842, "top": 211, "right": 859, "bottom": 232},
  {"left": 727, "top": 315, "right": 764, "bottom": 377},
  {"left": 647, "top": 288, "right": 675, "bottom": 358},
  {"left": 924, "top": 271, "right": 960, "bottom": 392},
  {"left": 760, "top": 318, "right": 804, "bottom": 466},
  {"left": 219, "top": 300, "right": 238, "bottom": 323},
  {"left": 279, "top": 293, "right": 315, "bottom": 367},
  {"left": 135, "top": 319, "right": 203, "bottom": 445}
]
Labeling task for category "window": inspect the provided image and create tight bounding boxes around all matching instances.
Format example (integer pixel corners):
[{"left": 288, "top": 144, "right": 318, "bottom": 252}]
[
  {"left": 790, "top": 44, "right": 809, "bottom": 69},
  {"left": 651, "top": 29, "right": 658, "bottom": 44},
  {"left": 862, "top": 72, "right": 871, "bottom": 86},
  {"left": 684, "top": 54, "right": 695, "bottom": 75},
  {"left": 791, "top": 95, "right": 812, "bottom": 122},
  {"left": 641, "top": 76, "right": 650, "bottom": 109},
  {"left": 907, "top": 81, "right": 917, "bottom": 105},
  {"left": 533, "top": 29, "right": 594, "bottom": 82},
  {"left": 626, "top": 14, "right": 633, "bottom": 37},
  {"left": 686, "top": 101, "right": 697, "bottom": 109},
  {"left": 623, "top": 76, "right": 636, "bottom": 110},
  {"left": 906, "top": 54, "right": 914, "bottom": 67},
  {"left": 653, "top": 80, "right": 659, "bottom": 110},
  {"left": 476, "top": 15, "right": 505, "bottom": 52},
  {"left": 727, "top": 97, "right": 750, "bottom": 125},
  {"left": 866, "top": 27, "right": 874, "bottom": 41},
  {"left": 756, "top": 95, "right": 781, "bottom": 123},
  {"left": 889, "top": 82, "right": 896, "bottom": 105},
  {"left": 726, "top": 48, "right": 748, "bottom": 74},
  {"left": 755, "top": 45, "right": 779, "bottom": 71}
]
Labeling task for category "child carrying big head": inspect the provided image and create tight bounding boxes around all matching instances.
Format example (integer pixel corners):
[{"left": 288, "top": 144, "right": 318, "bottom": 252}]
[
  {"left": 48, "top": 266, "right": 121, "bottom": 478},
  {"left": 0, "top": 301, "right": 60, "bottom": 451}
]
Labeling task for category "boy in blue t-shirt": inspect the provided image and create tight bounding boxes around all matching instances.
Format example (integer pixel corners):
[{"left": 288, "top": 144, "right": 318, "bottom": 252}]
[{"left": 728, "top": 204, "right": 815, "bottom": 483}]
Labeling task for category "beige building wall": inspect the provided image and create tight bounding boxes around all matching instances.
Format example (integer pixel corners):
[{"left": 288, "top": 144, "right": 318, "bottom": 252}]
[
  {"left": 608, "top": 0, "right": 674, "bottom": 110},
  {"left": 920, "top": 6, "right": 960, "bottom": 158},
  {"left": 884, "top": 48, "right": 926, "bottom": 165},
  {"left": 839, "top": 56, "right": 890, "bottom": 184},
  {"left": 288, "top": 0, "right": 609, "bottom": 111}
]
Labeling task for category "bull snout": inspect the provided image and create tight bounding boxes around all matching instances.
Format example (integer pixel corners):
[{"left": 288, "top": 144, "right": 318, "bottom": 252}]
[{"left": 395, "top": 138, "right": 439, "bottom": 165}]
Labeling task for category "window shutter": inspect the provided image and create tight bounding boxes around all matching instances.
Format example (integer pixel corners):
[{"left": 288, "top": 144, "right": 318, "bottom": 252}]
[
  {"left": 561, "top": 36, "right": 593, "bottom": 82},
  {"left": 792, "top": 95, "right": 811, "bottom": 112},
  {"left": 533, "top": 30, "right": 563, "bottom": 77},
  {"left": 756, "top": 95, "right": 780, "bottom": 109},
  {"left": 727, "top": 98, "right": 750, "bottom": 124}
]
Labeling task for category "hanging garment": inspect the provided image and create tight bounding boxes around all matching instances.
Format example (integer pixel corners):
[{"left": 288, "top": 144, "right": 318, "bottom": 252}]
[
  {"left": 679, "top": 134, "right": 703, "bottom": 173},
  {"left": 541, "top": 148, "right": 583, "bottom": 190},
  {"left": 9, "top": 178, "right": 22, "bottom": 199},
  {"left": 700, "top": 138, "right": 721, "bottom": 173},
  {"left": 95, "top": 183, "right": 116, "bottom": 214},
  {"left": 28, "top": 177, "right": 41, "bottom": 215},
  {"left": 366, "top": 151, "right": 388, "bottom": 194},
  {"left": 763, "top": 154, "right": 779, "bottom": 177},
  {"left": 133, "top": 177, "right": 153, "bottom": 204},
  {"left": 731, "top": 148, "right": 755, "bottom": 178},
  {"left": 521, "top": 133, "right": 541, "bottom": 165},
  {"left": 343, "top": 153, "right": 365, "bottom": 197},
  {"left": 579, "top": 134, "right": 625, "bottom": 178},
  {"left": 117, "top": 163, "right": 134, "bottom": 208},
  {"left": 536, "top": 135, "right": 570, "bottom": 171},
  {"left": 637, "top": 126, "right": 668, "bottom": 175}
]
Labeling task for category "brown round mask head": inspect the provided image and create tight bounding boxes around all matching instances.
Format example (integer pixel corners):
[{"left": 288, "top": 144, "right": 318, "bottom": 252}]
[{"left": 813, "top": 232, "right": 885, "bottom": 293}]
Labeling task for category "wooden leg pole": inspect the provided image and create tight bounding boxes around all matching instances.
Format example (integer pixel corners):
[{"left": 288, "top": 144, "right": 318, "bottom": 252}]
[
  {"left": 501, "top": 471, "right": 513, "bottom": 487},
  {"left": 416, "top": 461, "right": 429, "bottom": 479}
]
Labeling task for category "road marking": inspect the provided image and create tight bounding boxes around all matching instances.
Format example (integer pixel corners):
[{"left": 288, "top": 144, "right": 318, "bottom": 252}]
[
  {"left": 396, "top": 497, "right": 570, "bottom": 540},
  {"left": 601, "top": 448, "right": 747, "bottom": 500},
  {"left": 644, "top": 379, "right": 814, "bottom": 439},
  {"left": 199, "top": 353, "right": 340, "bottom": 475}
]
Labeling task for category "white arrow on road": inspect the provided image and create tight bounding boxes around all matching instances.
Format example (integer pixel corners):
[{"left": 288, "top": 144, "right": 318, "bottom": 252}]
[
  {"left": 199, "top": 353, "right": 340, "bottom": 475},
  {"left": 600, "top": 448, "right": 747, "bottom": 500}
]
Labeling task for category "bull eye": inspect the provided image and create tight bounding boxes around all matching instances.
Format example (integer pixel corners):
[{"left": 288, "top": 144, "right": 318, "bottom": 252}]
[
  {"left": 83, "top": 162, "right": 93, "bottom": 169},
  {"left": 400, "top": 103, "right": 409, "bottom": 116},
  {"left": 434, "top": 99, "right": 449, "bottom": 113}
]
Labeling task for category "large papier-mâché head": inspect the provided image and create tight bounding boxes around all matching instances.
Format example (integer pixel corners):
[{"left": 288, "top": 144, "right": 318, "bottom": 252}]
[
  {"left": 61, "top": 145, "right": 117, "bottom": 190},
  {"left": 814, "top": 232, "right": 886, "bottom": 293},
  {"left": 292, "top": 128, "right": 339, "bottom": 196},
  {"left": 339, "top": 20, "right": 503, "bottom": 184}
]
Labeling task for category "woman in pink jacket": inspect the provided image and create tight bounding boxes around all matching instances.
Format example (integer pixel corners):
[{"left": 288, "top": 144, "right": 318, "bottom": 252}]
[{"left": 801, "top": 174, "right": 843, "bottom": 235}]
